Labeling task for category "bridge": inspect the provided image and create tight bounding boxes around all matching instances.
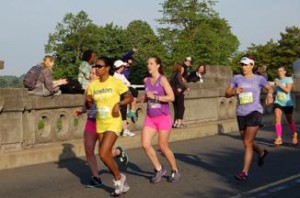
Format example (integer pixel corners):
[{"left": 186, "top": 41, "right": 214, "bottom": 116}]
[{"left": 1, "top": 65, "right": 300, "bottom": 197}]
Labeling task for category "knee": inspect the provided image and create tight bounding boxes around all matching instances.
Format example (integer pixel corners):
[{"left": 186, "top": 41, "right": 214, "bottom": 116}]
[
  {"left": 243, "top": 140, "right": 254, "bottom": 148},
  {"left": 99, "top": 150, "right": 110, "bottom": 162},
  {"left": 142, "top": 141, "right": 152, "bottom": 151},
  {"left": 159, "top": 143, "right": 170, "bottom": 154}
]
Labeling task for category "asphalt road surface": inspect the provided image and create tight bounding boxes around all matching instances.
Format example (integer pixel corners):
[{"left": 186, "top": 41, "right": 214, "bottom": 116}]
[{"left": 1, "top": 126, "right": 300, "bottom": 198}]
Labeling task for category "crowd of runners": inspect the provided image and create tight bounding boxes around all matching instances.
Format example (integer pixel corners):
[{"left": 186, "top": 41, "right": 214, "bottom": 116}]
[{"left": 23, "top": 50, "right": 298, "bottom": 196}]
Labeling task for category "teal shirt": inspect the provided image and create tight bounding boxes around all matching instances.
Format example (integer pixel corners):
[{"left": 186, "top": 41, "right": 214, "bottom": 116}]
[{"left": 274, "top": 77, "right": 293, "bottom": 107}]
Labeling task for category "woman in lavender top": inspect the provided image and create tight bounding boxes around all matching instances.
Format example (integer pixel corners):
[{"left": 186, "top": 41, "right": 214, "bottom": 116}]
[
  {"left": 226, "top": 54, "right": 274, "bottom": 182},
  {"left": 141, "top": 56, "right": 181, "bottom": 183}
]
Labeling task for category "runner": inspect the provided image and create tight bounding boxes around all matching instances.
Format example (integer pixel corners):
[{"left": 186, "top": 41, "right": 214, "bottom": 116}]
[
  {"left": 86, "top": 57, "right": 133, "bottom": 196},
  {"left": 141, "top": 56, "right": 181, "bottom": 183},
  {"left": 74, "top": 67, "right": 129, "bottom": 188},
  {"left": 273, "top": 66, "right": 298, "bottom": 146},
  {"left": 225, "top": 54, "right": 274, "bottom": 182}
]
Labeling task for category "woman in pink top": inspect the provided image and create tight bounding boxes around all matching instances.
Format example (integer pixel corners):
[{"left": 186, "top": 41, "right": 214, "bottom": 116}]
[{"left": 141, "top": 56, "right": 181, "bottom": 183}]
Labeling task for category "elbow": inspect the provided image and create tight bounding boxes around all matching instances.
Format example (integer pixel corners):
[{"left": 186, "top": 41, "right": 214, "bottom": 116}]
[{"left": 170, "top": 95, "right": 175, "bottom": 102}]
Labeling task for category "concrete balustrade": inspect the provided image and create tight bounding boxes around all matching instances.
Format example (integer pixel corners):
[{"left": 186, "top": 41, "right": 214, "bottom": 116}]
[{"left": 0, "top": 65, "right": 299, "bottom": 170}]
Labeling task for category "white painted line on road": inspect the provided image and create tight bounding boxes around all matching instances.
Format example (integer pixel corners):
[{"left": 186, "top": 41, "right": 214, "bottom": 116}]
[{"left": 231, "top": 173, "right": 300, "bottom": 198}]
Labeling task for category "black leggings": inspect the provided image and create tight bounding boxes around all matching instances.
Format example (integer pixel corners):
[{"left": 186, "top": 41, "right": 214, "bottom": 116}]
[{"left": 173, "top": 93, "right": 185, "bottom": 120}]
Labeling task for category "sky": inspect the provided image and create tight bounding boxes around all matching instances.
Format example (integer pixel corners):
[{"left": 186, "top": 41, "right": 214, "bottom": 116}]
[{"left": 0, "top": 0, "right": 299, "bottom": 76}]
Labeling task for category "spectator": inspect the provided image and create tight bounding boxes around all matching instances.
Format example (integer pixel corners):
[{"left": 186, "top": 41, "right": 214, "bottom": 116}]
[
  {"left": 78, "top": 50, "right": 97, "bottom": 90},
  {"left": 29, "top": 55, "right": 67, "bottom": 96},
  {"left": 182, "top": 56, "right": 193, "bottom": 80},
  {"left": 187, "top": 64, "right": 206, "bottom": 83},
  {"left": 113, "top": 60, "right": 138, "bottom": 137},
  {"left": 255, "top": 65, "right": 268, "bottom": 80},
  {"left": 122, "top": 48, "right": 138, "bottom": 79},
  {"left": 170, "top": 64, "right": 189, "bottom": 128}
]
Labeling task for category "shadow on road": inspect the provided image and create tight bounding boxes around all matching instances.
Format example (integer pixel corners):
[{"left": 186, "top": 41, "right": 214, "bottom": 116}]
[{"left": 55, "top": 143, "right": 113, "bottom": 193}]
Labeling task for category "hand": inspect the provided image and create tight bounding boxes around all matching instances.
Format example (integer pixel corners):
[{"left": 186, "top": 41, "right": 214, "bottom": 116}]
[
  {"left": 59, "top": 79, "right": 68, "bottom": 85},
  {"left": 146, "top": 91, "right": 155, "bottom": 100},
  {"left": 112, "top": 103, "right": 120, "bottom": 118},
  {"left": 235, "top": 87, "right": 243, "bottom": 94},
  {"left": 73, "top": 110, "right": 82, "bottom": 117},
  {"left": 265, "top": 94, "right": 274, "bottom": 106},
  {"left": 140, "top": 95, "right": 146, "bottom": 103},
  {"left": 274, "top": 79, "right": 281, "bottom": 87},
  {"left": 177, "top": 88, "right": 182, "bottom": 93}
]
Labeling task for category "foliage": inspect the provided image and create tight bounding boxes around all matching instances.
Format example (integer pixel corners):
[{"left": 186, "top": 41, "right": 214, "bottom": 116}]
[
  {"left": 157, "top": 0, "right": 239, "bottom": 67},
  {"left": 231, "top": 26, "right": 300, "bottom": 80},
  {"left": 0, "top": 75, "right": 24, "bottom": 88}
]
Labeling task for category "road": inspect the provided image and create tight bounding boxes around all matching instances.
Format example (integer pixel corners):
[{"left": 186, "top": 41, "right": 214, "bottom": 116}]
[{"left": 0, "top": 126, "right": 300, "bottom": 198}]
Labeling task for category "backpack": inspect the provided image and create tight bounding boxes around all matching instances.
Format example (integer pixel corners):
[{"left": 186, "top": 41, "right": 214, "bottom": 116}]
[
  {"left": 23, "top": 65, "right": 43, "bottom": 90},
  {"left": 59, "top": 77, "right": 84, "bottom": 94}
]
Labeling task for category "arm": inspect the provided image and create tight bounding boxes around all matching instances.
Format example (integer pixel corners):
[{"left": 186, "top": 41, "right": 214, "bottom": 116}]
[
  {"left": 43, "top": 69, "right": 55, "bottom": 94},
  {"left": 275, "top": 81, "right": 293, "bottom": 94},
  {"left": 176, "top": 73, "right": 188, "bottom": 90},
  {"left": 156, "top": 76, "right": 175, "bottom": 102},
  {"left": 265, "top": 84, "right": 274, "bottom": 106},
  {"left": 112, "top": 91, "right": 133, "bottom": 117},
  {"left": 122, "top": 50, "right": 135, "bottom": 62}
]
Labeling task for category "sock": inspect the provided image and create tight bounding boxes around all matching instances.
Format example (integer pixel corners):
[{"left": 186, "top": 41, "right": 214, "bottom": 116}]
[
  {"left": 289, "top": 122, "right": 296, "bottom": 134},
  {"left": 275, "top": 123, "right": 282, "bottom": 138}
]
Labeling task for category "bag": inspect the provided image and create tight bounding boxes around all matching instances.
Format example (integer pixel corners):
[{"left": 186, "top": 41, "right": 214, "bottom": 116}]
[
  {"left": 59, "top": 77, "right": 84, "bottom": 94},
  {"left": 23, "top": 65, "right": 43, "bottom": 90}
]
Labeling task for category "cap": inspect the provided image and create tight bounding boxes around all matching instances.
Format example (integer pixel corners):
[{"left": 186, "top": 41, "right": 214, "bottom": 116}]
[
  {"left": 240, "top": 57, "right": 255, "bottom": 65},
  {"left": 114, "top": 60, "right": 127, "bottom": 68},
  {"left": 185, "top": 56, "right": 192, "bottom": 62}
]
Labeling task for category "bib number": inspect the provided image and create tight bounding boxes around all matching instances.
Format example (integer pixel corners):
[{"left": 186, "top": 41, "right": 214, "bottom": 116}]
[
  {"left": 277, "top": 92, "right": 287, "bottom": 101},
  {"left": 239, "top": 92, "right": 253, "bottom": 105},
  {"left": 97, "top": 106, "right": 110, "bottom": 120},
  {"left": 149, "top": 99, "right": 162, "bottom": 109}
]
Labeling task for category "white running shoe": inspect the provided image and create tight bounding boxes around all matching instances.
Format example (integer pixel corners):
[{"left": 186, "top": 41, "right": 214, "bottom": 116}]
[
  {"left": 112, "top": 173, "right": 130, "bottom": 196},
  {"left": 122, "top": 129, "right": 136, "bottom": 137}
]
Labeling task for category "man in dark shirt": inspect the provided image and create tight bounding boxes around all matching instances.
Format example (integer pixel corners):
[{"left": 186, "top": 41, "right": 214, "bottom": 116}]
[{"left": 182, "top": 56, "right": 192, "bottom": 80}]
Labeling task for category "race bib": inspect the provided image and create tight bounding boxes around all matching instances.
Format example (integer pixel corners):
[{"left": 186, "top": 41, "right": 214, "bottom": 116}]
[
  {"left": 239, "top": 92, "right": 253, "bottom": 105},
  {"left": 277, "top": 92, "right": 287, "bottom": 101},
  {"left": 149, "top": 99, "right": 162, "bottom": 109},
  {"left": 97, "top": 106, "right": 110, "bottom": 120}
]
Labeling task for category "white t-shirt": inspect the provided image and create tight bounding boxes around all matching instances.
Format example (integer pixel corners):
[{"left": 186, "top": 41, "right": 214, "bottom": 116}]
[
  {"left": 113, "top": 72, "right": 131, "bottom": 87},
  {"left": 196, "top": 72, "right": 204, "bottom": 83}
]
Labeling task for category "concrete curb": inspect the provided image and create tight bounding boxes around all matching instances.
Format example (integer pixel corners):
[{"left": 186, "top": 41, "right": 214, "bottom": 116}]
[{"left": 0, "top": 119, "right": 238, "bottom": 170}]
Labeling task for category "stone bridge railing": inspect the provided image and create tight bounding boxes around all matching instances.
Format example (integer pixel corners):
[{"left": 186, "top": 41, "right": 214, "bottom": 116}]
[{"left": 0, "top": 65, "right": 299, "bottom": 168}]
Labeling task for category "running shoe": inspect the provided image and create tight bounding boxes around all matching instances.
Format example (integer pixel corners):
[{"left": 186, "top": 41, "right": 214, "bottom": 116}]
[
  {"left": 258, "top": 149, "right": 268, "bottom": 167},
  {"left": 127, "top": 110, "right": 138, "bottom": 121},
  {"left": 274, "top": 137, "right": 283, "bottom": 146},
  {"left": 292, "top": 133, "right": 298, "bottom": 145},
  {"left": 122, "top": 129, "right": 136, "bottom": 137},
  {"left": 172, "top": 123, "right": 178, "bottom": 128},
  {"left": 234, "top": 171, "right": 248, "bottom": 182},
  {"left": 85, "top": 176, "right": 102, "bottom": 188},
  {"left": 150, "top": 166, "right": 167, "bottom": 183},
  {"left": 111, "top": 173, "right": 130, "bottom": 197},
  {"left": 168, "top": 170, "right": 181, "bottom": 183},
  {"left": 116, "top": 146, "right": 129, "bottom": 166}
]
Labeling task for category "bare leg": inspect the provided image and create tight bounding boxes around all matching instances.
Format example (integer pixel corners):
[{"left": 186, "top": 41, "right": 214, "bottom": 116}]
[
  {"left": 84, "top": 132, "right": 99, "bottom": 177},
  {"left": 98, "top": 132, "right": 121, "bottom": 180},
  {"left": 142, "top": 127, "right": 162, "bottom": 171},
  {"left": 242, "top": 126, "right": 260, "bottom": 173},
  {"left": 158, "top": 130, "right": 178, "bottom": 172}
]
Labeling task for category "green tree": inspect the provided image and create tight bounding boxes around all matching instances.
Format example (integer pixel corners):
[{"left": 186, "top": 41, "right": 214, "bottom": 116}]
[
  {"left": 45, "top": 11, "right": 99, "bottom": 78},
  {"left": 237, "top": 26, "right": 300, "bottom": 80},
  {"left": 158, "top": 0, "right": 239, "bottom": 66},
  {"left": 125, "top": 20, "right": 168, "bottom": 83}
]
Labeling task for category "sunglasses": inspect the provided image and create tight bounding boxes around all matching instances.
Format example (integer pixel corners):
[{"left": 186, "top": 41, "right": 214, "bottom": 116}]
[{"left": 93, "top": 64, "right": 106, "bottom": 69}]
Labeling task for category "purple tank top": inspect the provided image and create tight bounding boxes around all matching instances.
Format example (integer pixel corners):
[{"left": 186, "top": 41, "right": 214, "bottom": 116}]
[{"left": 145, "top": 75, "right": 170, "bottom": 117}]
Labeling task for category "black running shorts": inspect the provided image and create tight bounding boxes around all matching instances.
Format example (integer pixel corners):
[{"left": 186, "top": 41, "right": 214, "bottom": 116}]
[{"left": 237, "top": 111, "right": 263, "bottom": 131}]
